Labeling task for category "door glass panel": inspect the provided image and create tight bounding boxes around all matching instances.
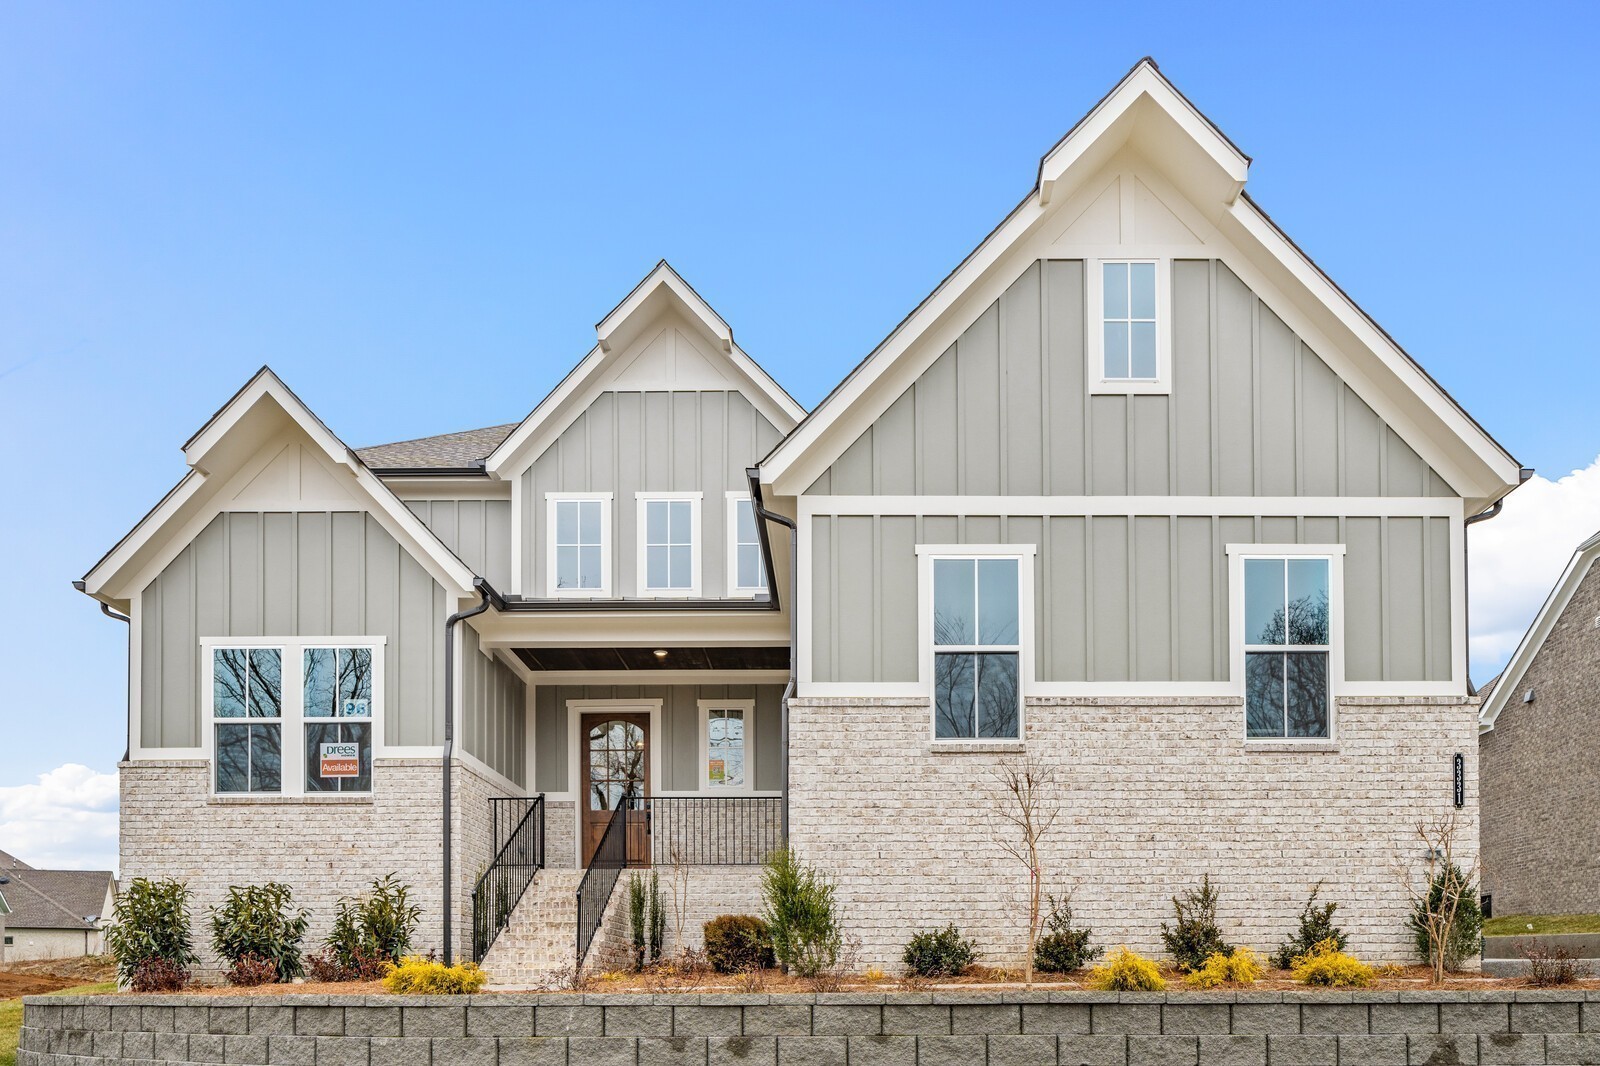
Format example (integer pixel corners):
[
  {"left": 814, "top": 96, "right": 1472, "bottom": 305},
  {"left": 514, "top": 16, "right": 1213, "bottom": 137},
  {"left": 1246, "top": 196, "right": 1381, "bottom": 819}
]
[{"left": 586, "top": 719, "right": 645, "bottom": 812}]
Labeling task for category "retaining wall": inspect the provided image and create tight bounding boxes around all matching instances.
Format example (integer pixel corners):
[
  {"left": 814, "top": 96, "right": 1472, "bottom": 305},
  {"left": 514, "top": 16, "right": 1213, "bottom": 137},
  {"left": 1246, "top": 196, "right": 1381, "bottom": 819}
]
[{"left": 21, "top": 988, "right": 1600, "bottom": 1065}]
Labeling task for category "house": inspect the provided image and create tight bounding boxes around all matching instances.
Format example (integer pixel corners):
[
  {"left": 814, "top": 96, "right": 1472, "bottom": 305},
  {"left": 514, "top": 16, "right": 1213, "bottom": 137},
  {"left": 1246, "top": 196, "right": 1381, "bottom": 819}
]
[
  {"left": 1478, "top": 531, "right": 1600, "bottom": 918},
  {"left": 78, "top": 59, "right": 1523, "bottom": 980},
  {"left": 0, "top": 850, "right": 116, "bottom": 961}
]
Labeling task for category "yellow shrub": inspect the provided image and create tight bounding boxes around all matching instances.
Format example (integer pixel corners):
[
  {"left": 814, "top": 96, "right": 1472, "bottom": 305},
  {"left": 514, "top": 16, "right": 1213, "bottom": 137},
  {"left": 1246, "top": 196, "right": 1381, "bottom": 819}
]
[
  {"left": 1086, "top": 946, "right": 1167, "bottom": 991},
  {"left": 1290, "top": 938, "right": 1373, "bottom": 988},
  {"left": 382, "top": 956, "right": 488, "bottom": 995},
  {"left": 1184, "top": 946, "right": 1264, "bottom": 988},
  {"left": 864, "top": 966, "right": 886, "bottom": 981}
]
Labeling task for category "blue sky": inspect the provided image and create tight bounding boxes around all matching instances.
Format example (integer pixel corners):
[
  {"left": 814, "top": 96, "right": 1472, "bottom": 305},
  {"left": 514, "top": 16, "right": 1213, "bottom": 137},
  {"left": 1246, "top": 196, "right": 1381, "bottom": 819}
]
[{"left": 2, "top": 3, "right": 1597, "bottom": 867}]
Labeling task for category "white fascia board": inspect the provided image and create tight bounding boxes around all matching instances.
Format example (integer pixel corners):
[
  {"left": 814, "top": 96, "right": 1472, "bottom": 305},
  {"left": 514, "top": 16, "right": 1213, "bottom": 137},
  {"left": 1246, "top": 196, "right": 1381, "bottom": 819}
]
[
  {"left": 384, "top": 477, "right": 511, "bottom": 501},
  {"left": 597, "top": 261, "right": 733, "bottom": 354},
  {"left": 1479, "top": 540, "right": 1600, "bottom": 730},
  {"left": 483, "top": 343, "right": 607, "bottom": 477}
]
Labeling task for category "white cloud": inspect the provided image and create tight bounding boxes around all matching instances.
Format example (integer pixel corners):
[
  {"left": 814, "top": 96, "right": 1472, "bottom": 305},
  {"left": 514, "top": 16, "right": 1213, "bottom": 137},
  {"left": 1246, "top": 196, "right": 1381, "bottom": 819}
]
[
  {"left": 0, "top": 764, "right": 119, "bottom": 873},
  {"left": 1470, "top": 453, "right": 1600, "bottom": 682}
]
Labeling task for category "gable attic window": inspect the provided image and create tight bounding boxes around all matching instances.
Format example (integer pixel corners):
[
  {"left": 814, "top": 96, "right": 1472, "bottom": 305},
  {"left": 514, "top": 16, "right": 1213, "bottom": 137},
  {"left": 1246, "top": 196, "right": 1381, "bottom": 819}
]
[
  {"left": 547, "top": 494, "right": 611, "bottom": 596},
  {"left": 1089, "top": 258, "right": 1170, "bottom": 394}
]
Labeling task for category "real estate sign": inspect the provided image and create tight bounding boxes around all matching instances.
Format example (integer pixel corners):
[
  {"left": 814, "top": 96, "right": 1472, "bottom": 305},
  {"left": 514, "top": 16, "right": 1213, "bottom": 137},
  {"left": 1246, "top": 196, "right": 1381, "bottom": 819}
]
[{"left": 320, "top": 742, "right": 360, "bottom": 778}]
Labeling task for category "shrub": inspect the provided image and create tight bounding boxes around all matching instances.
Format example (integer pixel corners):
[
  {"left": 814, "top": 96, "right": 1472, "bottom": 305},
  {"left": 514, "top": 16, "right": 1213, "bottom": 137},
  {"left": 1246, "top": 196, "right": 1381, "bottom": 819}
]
[
  {"left": 382, "top": 956, "right": 487, "bottom": 995},
  {"left": 902, "top": 925, "right": 977, "bottom": 978},
  {"left": 762, "top": 848, "right": 842, "bottom": 978},
  {"left": 305, "top": 947, "right": 391, "bottom": 983},
  {"left": 1522, "top": 942, "right": 1590, "bottom": 987},
  {"left": 326, "top": 874, "right": 421, "bottom": 971},
  {"left": 1184, "top": 946, "right": 1264, "bottom": 989},
  {"left": 1086, "top": 946, "right": 1166, "bottom": 991},
  {"left": 1034, "top": 895, "right": 1101, "bottom": 974},
  {"left": 1272, "top": 885, "right": 1348, "bottom": 969},
  {"left": 104, "top": 877, "right": 197, "bottom": 990},
  {"left": 1161, "top": 874, "right": 1231, "bottom": 973},
  {"left": 1291, "top": 938, "right": 1373, "bottom": 987},
  {"left": 703, "top": 915, "right": 774, "bottom": 973},
  {"left": 1409, "top": 864, "right": 1482, "bottom": 972},
  {"left": 225, "top": 954, "right": 280, "bottom": 987},
  {"left": 209, "top": 882, "right": 310, "bottom": 983},
  {"left": 628, "top": 873, "right": 648, "bottom": 970}
]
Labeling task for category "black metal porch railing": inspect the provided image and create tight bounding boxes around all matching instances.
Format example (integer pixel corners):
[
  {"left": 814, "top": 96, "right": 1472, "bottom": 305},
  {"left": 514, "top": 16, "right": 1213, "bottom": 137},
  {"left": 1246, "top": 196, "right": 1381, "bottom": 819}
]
[
  {"left": 470, "top": 795, "right": 545, "bottom": 962},
  {"left": 575, "top": 791, "right": 631, "bottom": 971},
  {"left": 647, "top": 795, "right": 783, "bottom": 865}
]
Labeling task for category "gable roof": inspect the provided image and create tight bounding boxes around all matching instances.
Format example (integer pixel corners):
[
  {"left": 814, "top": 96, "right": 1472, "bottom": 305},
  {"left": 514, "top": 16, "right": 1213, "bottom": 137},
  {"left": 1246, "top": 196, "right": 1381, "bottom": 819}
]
[
  {"left": 485, "top": 260, "right": 805, "bottom": 477},
  {"left": 0, "top": 865, "right": 113, "bottom": 930},
  {"left": 0, "top": 849, "right": 34, "bottom": 871},
  {"left": 757, "top": 58, "right": 1522, "bottom": 511},
  {"left": 357, "top": 423, "right": 518, "bottom": 472},
  {"left": 1480, "top": 529, "right": 1600, "bottom": 730},
  {"left": 80, "top": 367, "right": 480, "bottom": 606}
]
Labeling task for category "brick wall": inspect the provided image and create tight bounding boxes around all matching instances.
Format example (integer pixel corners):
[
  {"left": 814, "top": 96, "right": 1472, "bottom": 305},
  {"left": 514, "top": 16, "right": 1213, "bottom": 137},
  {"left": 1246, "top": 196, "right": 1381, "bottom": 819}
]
[
  {"left": 1481, "top": 560, "right": 1600, "bottom": 915},
  {"left": 789, "top": 695, "right": 1479, "bottom": 969}
]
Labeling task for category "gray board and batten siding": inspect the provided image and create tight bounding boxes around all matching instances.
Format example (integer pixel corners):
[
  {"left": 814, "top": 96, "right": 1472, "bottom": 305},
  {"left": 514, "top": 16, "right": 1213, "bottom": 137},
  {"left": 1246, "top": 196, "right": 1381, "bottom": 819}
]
[
  {"left": 516, "top": 390, "right": 784, "bottom": 597},
  {"left": 404, "top": 498, "right": 513, "bottom": 593},
  {"left": 460, "top": 624, "right": 527, "bottom": 787},
  {"left": 805, "top": 259, "right": 1457, "bottom": 686},
  {"left": 807, "top": 259, "right": 1456, "bottom": 499},
  {"left": 139, "top": 511, "right": 447, "bottom": 749},
  {"left": 532, "top": 684, "right": 785, "bottom": 795}
]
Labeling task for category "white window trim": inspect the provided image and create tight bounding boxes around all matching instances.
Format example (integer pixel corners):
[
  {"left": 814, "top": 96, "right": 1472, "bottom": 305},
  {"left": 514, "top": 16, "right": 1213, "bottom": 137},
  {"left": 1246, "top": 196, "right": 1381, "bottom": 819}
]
[
  {"left": 201, "top": 636, "right": 386, "bottom": 798},
  {"left": 634, "top": 492, "right": 702, "bottom": 598},
  {"left": 1087, "top": 256, "right": 1171, "bottom": 395},
  {"left": 545, "top": 492, "right": 613, "bottom": 598},
  {"left": 725, "top": 491, "right": 767, "bottom": 598},
  {"left": 1226, "top": 544, "right": 1346, "bottom": 744},
  {"left": 916, "top": 544, "right": 1036, "bottom": 744},
  {"left": 697, "top": 698, "right": 756, "bottom": 793}
]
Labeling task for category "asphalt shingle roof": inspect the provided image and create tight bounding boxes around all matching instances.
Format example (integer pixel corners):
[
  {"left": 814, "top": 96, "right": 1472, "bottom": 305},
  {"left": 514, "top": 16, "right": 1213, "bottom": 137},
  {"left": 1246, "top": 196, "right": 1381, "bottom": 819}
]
[
  {"left": 354, "top": 424, "right": 518, "bottom": 471},
  {"left": 0, "top": 852, "right": 113, "bottom": 930}
]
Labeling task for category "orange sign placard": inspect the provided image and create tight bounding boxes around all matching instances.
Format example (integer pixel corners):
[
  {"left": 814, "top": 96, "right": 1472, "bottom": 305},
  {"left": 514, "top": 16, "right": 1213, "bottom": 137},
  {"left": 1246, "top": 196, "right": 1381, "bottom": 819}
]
[{"left": 320, "top": 742, "right": 360, "bottom": 778}]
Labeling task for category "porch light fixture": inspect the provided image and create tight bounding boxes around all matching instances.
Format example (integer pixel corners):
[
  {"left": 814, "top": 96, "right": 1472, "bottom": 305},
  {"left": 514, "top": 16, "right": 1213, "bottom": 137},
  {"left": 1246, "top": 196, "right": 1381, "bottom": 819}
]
[{"left": 653, "top": 649, "right": 668, "bottom": 659}]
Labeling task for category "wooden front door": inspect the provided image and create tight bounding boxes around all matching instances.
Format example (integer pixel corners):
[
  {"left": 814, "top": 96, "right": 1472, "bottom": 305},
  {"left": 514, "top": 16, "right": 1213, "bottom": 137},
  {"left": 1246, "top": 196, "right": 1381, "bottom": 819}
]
[{"left": 579, "top": 712, "right": 650, "bottom": 866}]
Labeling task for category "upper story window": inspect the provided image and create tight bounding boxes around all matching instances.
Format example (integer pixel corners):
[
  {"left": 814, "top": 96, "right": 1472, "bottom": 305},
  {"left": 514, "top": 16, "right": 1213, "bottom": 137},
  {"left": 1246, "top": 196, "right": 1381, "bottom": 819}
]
[
  {"left": 1089, "top": 258, "right": 1169, "bottom": 394},
  {"left": 727, "top": 494, "right": 767, "bottom": 596},
  {"left": 636, "top": 493, "right": 701, "bottom": 597},
  {"left": 1238, "top": 551, "right": 1337, "bottom": 740},
  {"left": 210, "top": 640, "right": 381, "bottom": 796},
  {"left": 700, "top": 699, "right": 753, "bottom": 792},
  {"left": 547, "top": 494, "right": 611, "bottom": 596},
  {"left": 920, "top": 547, "right": 1034, "bottom": 741}
]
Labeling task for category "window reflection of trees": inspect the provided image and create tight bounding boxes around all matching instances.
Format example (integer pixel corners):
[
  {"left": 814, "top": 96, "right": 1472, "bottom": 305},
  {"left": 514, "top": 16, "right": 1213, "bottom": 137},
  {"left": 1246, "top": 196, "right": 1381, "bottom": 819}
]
[
  {"left": 933, "top": 612, "right": 1020, "bottom": 739},
  {"left": 588, "top": 721, "right": 644, "bottom": 811},
  {"left": 1246, "top": 590, "right": 1330, "bottom": 739},
  {"left": 214, "top": 649, "right": 283, "bottom": 792}
]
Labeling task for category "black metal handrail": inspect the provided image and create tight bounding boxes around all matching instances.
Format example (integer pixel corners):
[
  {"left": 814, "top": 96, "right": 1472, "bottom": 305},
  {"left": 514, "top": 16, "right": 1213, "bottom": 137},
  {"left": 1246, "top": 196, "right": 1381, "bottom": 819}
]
[
  {"left": 575, "top": 791, "right": 632, "bottom": 971},
  {"left": 647, "top": 795, "right": 783, "bottom": 865},
  {"left": 471, "top": 794, "right": 545, "bottom": 962}
]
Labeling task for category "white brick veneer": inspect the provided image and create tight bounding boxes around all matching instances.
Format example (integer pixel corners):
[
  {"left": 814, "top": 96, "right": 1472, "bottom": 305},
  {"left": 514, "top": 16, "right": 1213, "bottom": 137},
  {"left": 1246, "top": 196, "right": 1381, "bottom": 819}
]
[{"left": 788, "top": 695, "right": 1479, "bottom": 970}]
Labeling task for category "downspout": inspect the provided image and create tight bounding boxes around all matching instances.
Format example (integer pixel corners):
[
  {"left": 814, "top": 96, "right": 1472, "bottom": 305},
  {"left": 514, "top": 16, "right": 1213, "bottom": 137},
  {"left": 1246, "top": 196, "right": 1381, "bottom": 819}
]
[
  {"left": 73, "top": 582, "right": 131, "bottom": 761},
  {"left": 441, "top": 577, "right": 499, "bottom": 965},
  {"left": 746, "top": 467, "right": 796, "bottom": 845},
  {"left": 1462, "top": 469, "right": 1531, "bottom": 695}
]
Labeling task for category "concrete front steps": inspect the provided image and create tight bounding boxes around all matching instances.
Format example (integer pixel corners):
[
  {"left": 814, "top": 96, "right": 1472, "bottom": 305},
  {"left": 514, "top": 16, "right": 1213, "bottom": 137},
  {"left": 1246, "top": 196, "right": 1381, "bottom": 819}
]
[{"left": 480, "top": 869, "right": 585, "bottom": 988}]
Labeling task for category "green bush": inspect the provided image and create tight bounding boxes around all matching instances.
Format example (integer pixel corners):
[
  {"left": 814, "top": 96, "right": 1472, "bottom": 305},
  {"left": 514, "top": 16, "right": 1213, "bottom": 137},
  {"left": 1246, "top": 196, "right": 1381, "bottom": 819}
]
[
  {"left": 1409, "top": 863, "right": 1483, "bottom": 971},
  {"left": 104, "top": 877, "right": 198, "bottom": 990},
  {"left": 1161, "top": 874, "right": 1232, "bottom": 973},
  {"left": 762, "top": 848, "right": 842, "bottom": 978},
  {"left": 1034, "top": 895, "right": 1102, "bottom": 973},
  {"left": 209, "top": 882, "right": 310, "bottom": 984},
  {"left": 703, "top": 914, "right": 774, "bottom": 973},
  {"left": 326, "top": 874, "right": 421, "bottom": 970},
  {"left": 627, "top": 872, "right": 670, "bottom": 970},
  {"left": 1272, "top": 884, "right": 1348, "bottom": 969},
  {"left": 902, "top": 924, "right": 977, "bottom": 977}
]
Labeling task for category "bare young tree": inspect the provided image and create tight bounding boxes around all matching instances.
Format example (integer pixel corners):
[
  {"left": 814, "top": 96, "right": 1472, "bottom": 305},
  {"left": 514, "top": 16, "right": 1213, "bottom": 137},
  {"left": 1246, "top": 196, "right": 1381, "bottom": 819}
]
[
  {"left": 1401, "top": 813, "right": 1479, "bottom": 984},
  {"left": 667, "top": 844, "right": 692, "bottom": 956},
  {"left": 991, "top": 753, "right": 1060, "bottom": 986}
]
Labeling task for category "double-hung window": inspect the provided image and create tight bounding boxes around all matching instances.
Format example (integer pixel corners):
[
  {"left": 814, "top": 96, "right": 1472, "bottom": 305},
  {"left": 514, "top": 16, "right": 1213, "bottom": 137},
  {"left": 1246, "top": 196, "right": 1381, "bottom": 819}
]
[
  {"left": 1090, "top": 258, "right": 1168, "bottom": 393},
  {"left": 547, "top": 494, "right": 611, "bottom": 596},
  {"left": 210, "top": 639, "right": 382, "bottom": 795},
  {"left": 636, "top": 493, "right": 700, "bottom": 597},
  {"left": 699, "top": 699, "right": 753, "bottom": 791},
  {"left": 1240, "top": 552, "right": 1336, "bottom": 739},
  {"left": 726, "top": 494, "right": 767, "bottom": 596},
  {"left": 922, "top": 548, "right": 1032, "bottom": 741}
]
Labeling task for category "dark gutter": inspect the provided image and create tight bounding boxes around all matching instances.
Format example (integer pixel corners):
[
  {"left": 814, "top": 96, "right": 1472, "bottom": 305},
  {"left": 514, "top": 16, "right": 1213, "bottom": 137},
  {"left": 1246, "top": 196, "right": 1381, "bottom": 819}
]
[
  {"left": 441, "top": 577, "right": 505, "bottom": 964},
  {"left": 73, "top": 581, "right": 132, "bottom": 761},
  {"left": 1463, "top": 469, "right": 1532, "bottom": 696},
  {"left": 366, "top": 466, "right": 492, "bottom": 478},
  {"left": 494, "top": 596, "right": 775, "bottom": 612},
  {"left": 745, "top": 467, "right": 796, "bottom": 844}
]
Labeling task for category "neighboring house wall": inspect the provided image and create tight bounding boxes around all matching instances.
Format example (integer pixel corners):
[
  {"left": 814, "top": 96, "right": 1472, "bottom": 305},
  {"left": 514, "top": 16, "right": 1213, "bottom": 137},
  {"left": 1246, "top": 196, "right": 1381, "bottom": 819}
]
[
  {"left": 1480, "top": 559, "right": 1600, "bottom": 915},
  {"left": 406, "top": 498, "right": 513, "bottom": 592},
  {"left": 139, "top": 510, "right": 447, "bottom": 749},
  {"left": 0, "top": 928, "right": 101, "bottom": 962},
  {"left": 515, "top": 389, "right": 784, "bottom": 597},
  {"left": 460, "top": 624, "right": 527, "bottom": 787}
]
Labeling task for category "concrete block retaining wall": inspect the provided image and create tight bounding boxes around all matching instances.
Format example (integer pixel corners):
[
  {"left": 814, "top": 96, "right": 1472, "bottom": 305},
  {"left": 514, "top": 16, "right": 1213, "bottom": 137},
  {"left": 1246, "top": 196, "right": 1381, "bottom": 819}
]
[{"left": 21, "top": 989, "right": 1600, "bottom": 1065}]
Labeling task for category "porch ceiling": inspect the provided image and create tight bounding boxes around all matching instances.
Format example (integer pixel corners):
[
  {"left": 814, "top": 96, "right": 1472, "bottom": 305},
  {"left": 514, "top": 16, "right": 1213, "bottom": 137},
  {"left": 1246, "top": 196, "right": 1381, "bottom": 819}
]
[{"left": 513, "top": 645, "right": 790, "bottom": 672}]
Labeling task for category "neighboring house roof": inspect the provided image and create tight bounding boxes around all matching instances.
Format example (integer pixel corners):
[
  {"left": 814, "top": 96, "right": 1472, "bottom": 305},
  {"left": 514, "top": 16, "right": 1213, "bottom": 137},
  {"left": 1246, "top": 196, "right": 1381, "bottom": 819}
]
[
  {"left": 1480, "top": 529, "right": 1600, "bottom": 731},
  {"left": 1474, "top": 671, "right": 1503, "bottom": 703},
  {"left": 356, "top": 423, "right": 518, "bottom": 472},
  {"left": 755, "top": 57, "right": 1523, "bottom": 511},
  {"left": 0, "top": 849, "right": 34, "bottom": 871},
  {"left": 0, "top": 866, "right": 113, "bottom": 931}
]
